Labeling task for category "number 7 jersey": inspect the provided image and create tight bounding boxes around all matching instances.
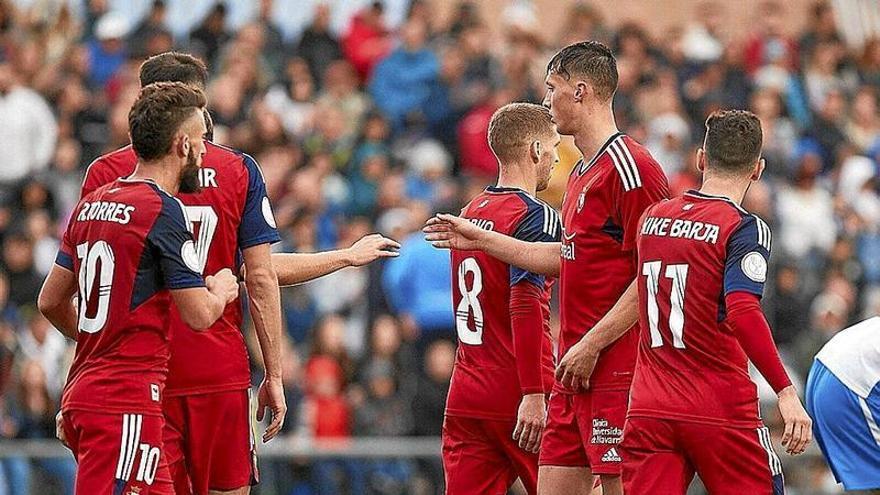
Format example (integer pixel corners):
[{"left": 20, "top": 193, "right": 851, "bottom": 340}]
[
  {"left": 81, "top": 143, "right": 281, "bottom": 396},
  {"left": 629, "top": 190, "right": 773, "bottom": 428}
]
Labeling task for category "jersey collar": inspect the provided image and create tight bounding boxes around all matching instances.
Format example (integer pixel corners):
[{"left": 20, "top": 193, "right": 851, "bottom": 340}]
[
  {"left": 577, "top": 132, "right": 624, "bottom": 176},
  {"left": 486, "top": 185, "right": 527, "bottom": 194},
  {"left": 684, "top": 190, "right": 749, "bottom": 215}
]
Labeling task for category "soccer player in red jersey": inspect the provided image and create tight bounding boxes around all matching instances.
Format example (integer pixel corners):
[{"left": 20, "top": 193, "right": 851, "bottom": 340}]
[
  {"left": 426, "top": 41, "right": 668, "bottom": 494},
  {"left": 78, "top": 52, "right": 399, "bottom": 495},
  {"left": 623, "top": 110, "right": 811, "bottom": 494},
  {"left": 442, "top": 103, "right": 561, "bottom": 495},
  {"left": 37, "top": 82, "right": 240, "bottom": 495}
]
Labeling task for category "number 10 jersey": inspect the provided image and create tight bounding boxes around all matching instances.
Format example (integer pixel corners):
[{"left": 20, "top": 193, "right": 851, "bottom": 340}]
[
  {"left": 57, "top": 179, "right": 206, "bottom": 416},
  {"left": 80, "top": 143, "right": 281, "bottom": 396},
  {"left": 446, "top": 186, "right": 561, "bottom": 421},
  {"left": 630, "top": 190, "right": 773, "bottom": 428}
]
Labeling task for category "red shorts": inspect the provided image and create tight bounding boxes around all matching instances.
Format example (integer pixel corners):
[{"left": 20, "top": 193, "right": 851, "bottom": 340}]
[
  {"left": 163, "top": 389, "right": 257, "bottom": 495},
  {"left": 621, "top": 417, "right": 784, "bottom": 495},
  {"left": 62, "top": 409, "right": 173, "bottom": 495},
  {"left": 538, "top": 389, "right": 627, "bottom": 475},
  {"left": 442, "top": 415, "right": 539, "bottom": 495}
]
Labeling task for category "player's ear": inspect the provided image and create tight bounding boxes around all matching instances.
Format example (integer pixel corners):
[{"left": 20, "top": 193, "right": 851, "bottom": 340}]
[
  {"left": 695, "top": 148, "right": 706, "bottom": 173},
  {"left": 178, "top": 133, "right": 190, "bottom": 158},
  {"left": 530, "top": 140, "right": 542, "bottom": 163},
  {"left": 752, "top": 158, "right": 766, "bottom": 181},
  {"left": 574, "top": 81, "right": 588, "bottom": 102}
]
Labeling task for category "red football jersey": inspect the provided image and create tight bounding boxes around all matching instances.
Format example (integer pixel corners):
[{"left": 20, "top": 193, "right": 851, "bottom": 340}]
[
  {"left": 629, "top": 190, "right": 773, "bottom": 428},
  {"left": 559, "top": 133, "right": 669, "bottom": 391},
  {"left": 57, "top": 179, "right": 205, "bottom": 416},
  {"left": 81, "top": 142, "right": 280, "bottom": 396},
  {"left": 446, "top": 187, "right": 560, "bottom": 421}
]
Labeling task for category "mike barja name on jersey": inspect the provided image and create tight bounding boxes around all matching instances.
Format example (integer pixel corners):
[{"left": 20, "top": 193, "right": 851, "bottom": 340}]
[{"left": 640, "top": 216, "right": 720, "bottom": 245}]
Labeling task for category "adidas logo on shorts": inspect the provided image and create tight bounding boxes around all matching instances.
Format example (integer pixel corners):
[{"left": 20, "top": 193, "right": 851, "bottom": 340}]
[{"left": 602, "top": 448, "right": 621, "bottom": 463}]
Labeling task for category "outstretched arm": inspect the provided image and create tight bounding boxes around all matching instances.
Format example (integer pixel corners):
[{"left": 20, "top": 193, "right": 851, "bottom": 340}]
[
  {"left": 424, "top": 214, "right": 560, "bottom": 276},
  {"left": 271, "top": 234, "right": 400, "bottom": 286}
]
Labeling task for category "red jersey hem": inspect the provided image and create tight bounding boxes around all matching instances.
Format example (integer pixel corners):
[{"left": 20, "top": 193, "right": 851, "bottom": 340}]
[
  {"left": 626, "top": 409, "right": 763, "bottom": 429},
  {"left": 164, "top": 380, "right": 251, "bottom": 397},
  {"left": 445, "top": 408, "right": 516, "bottom": 422},
  {"left": 62, "top": 403, "right": 164, "bottom": 417}
]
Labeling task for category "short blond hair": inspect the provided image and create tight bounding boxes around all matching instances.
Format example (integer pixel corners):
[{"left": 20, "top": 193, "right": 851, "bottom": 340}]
[{"left": 487, "top": 103, "right": 555, "bottom": 162}]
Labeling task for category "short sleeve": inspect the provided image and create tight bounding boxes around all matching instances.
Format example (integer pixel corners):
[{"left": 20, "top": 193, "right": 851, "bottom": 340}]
[
  {"left": 723, "top": 215, "right": 772, "bottom": 298},
  {"left": 148, "top": 195, "right": 206, "bottom": 290},
  {"left": 610, "top": 147, "right": 670, "bottom": 252},
  {"left": 510, "top": 197, "right": 562, "bottom": 287},
  {"left": 238, "top": 154, "right": 282, "bottom": 249},
  {"left": 55, "top": 224, "right": 75, "bottom": 271}
]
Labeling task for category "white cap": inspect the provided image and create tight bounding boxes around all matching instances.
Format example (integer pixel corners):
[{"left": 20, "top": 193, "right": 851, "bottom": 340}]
[{"left": 95, "top": 12, "right": 129, "bottom": 41}]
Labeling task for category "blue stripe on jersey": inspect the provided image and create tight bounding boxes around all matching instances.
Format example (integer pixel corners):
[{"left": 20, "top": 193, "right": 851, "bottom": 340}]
[
  {"left": 55, "top": 251, "right": 73, "bottom": 270},
  {"left": 510, "top": 192, "right": 562, "bottom": 287},
  {"left": 132, "top": 188, "right": 205, "bottom": 311},
  {"left": 238, "top": 154, "right": 281, "bottom": 249},
  {"left": 724, "top": 214, "right": 772, "bottom": 298}
]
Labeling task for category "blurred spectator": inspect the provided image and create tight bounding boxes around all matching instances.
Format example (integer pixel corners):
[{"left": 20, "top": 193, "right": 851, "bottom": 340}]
[
  {"left": 17, "top": 312, "right": 67, "bottom": 399},
  {"left": 750, "top": 88, "right": 798, "bottom": 175},
  {"left": 368, "top": 19, "right": 441, "bottom": 133},
  {"left": 845, "top": 86, "right": 880, "bottom": 152},
  {"left": 775, "top": 151, "right": 837, "bottom": 260},
  {"left": 858, "top": 38, "right": 880, "bottom": 87},
  {"left": 0, "top": 60, "right": 57, "bottom": 195},
  {"left": 743, "top": 1, "right": 798, "bottom": 75},
  {"left": 87, "top": 12, "right": 129, "bottom": 88},
  {"left": 799, "top": 2, "right": 841, "bottom": 66},
  {"left": 681, "top": 1, "right": 725, "bottom": 64},
  {"left": 189, "top": 3, "right": 230, "bottom": 66},
  {"left": 1, "top": 235, "right": 42, "bottom": 309},
  {"left": 128, "top": 0, "right": 171, "bottom": 58},
  {"left": 296, "top": 3, "right": 343, "bottom": 85},
  {"left": 342, "top": 1, "right": 392, "bottom": 81}
]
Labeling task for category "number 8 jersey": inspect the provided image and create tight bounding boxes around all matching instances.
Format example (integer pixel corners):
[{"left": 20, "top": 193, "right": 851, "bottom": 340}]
[
  {"left": 629, "top": 190, "right": 773, "bottom": 428},
  {"left": 446, "top": 186, "right": 561, "bottom": 421},
  {"left": 57, "top": 179, "right": 206, "bottom": 416}
]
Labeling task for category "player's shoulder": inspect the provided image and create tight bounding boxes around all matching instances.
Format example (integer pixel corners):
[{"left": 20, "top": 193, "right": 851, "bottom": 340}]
[
  {"left": 206, "top": 141, "right": 263, "bottom": 180},
  {"left": 84, "top": 145, "right": 136, "bottom": 177},
  {"left": 684, "top": 191, "right": 772, "bottom": 250},
  {"left": 601, "top": 134, "right": 667, "bottom": 192}
]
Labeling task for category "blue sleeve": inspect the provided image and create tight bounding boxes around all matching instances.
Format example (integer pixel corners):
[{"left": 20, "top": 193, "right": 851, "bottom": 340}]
[
  {"left": 55, "top": 251, "right": 73, "bottom": 270},
  {"left": 238, "top": 154, "right": 282, "bottom": 249},
  {"left": 149, "top": 195, "right": 206, "bottom": 290},
  {"left": 724, "top": 215, "right": 772, "bottom": 298},
  {"left": 510, "top": 197, "right": 562, "bottom": 287}
]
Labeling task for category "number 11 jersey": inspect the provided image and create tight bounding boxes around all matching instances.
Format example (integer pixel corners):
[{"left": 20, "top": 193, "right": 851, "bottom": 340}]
[
  {"left": 630, "top": 190, "right": 773, "bottom": 428},
  {"left": 81, "top": 143, "right": 280, "bottom": 396},
  {"left": 446, "top": 186, "right": 561, "bottom": 421}
]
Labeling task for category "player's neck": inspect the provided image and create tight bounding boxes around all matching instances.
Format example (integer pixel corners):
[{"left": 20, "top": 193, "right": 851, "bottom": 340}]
[
  {"left": 130, "top": 160, "right": 181, "bottom": 195},
  {"left": 572, "top": 105, "right": 619, "bottom": 161},
  {"left": 496, "top": 164, "right": 536, "bottom": 196},
  {"left": 699, "top": 175, "right": 751, "bottom": 205}
]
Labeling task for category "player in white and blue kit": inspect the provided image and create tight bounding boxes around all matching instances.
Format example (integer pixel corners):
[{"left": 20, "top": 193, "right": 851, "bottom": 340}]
[{"left": 806, "top": 316, "right": 880, "bottom": 492}]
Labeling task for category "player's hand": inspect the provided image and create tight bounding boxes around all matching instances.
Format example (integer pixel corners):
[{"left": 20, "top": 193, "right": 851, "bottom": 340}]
[
  {"left": 556, "top": 339, "right": 600, "bottom": 391},
  {"left": 777, "top": 386, "right": 812, "bottom": 455},
  {"left": 513, "top": 393, "right": 546, "bottom": 453},
  {"left": 346, "top": 234, "right": 401, "bottom": 266},
  {"left": 423, "top": 214, "right": 484, "bottom": 251},
  {"left": 206, "top": 268, "right": 239, "bottom": 305},
  {"left": 257, "top": 375, "right": 287, "bottom": 443},
  {"left": 55, "top": 410, "right": 69, "bottom": 450}
]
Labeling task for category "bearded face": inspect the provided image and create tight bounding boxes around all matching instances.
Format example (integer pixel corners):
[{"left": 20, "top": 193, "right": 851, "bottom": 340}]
[{"left": 178, "top": 147, "right": 202, "bottom": 194}]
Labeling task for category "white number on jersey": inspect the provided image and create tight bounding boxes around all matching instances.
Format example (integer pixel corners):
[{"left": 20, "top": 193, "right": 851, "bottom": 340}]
[
  {"left": 642, "top": 260, "right": 689, "bottom": 349},
  {"left": 76, "top": 241, "right": 115, "bottom": 333},
  {"left": 183, "top": 205, "right": 218, "bottom": 274},
  {"left": 455, "top": 257, "right": 484, "bottom": 345}
]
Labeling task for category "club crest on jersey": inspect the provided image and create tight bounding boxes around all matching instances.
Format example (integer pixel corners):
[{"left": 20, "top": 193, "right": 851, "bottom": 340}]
[
  {"left": 741, "top": 251, "right": 767, "bottom": 282},
  {"left": 477, "top": 199, "right": 489, "bottom": 208},
  {"left": 577, "top": 186, "right": 587, "bottom": 213},
  {"left": 683, "top": 203, "right": 694, "bottom": 211}
]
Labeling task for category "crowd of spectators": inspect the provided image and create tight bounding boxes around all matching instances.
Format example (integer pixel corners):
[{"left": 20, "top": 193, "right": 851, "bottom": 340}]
[{"left": 0, "top": 0, "right": 877, "bottom": 494}]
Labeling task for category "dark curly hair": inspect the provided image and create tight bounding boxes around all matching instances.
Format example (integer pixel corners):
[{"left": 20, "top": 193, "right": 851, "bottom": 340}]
[
  {"left": 139, "top": 52, "right": 208, "bottom": 89},
  {"left": 128, "top": 82, "right": 207, "bottom": 161}
]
